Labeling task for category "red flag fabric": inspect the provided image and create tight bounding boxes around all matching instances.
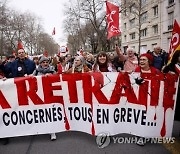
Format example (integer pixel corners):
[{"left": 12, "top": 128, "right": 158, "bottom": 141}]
[
  {"left": 168, "top": 20, "right": 180, "bottom": 64},
  {"left": 80, "top": 49, "right": 83, "bottom": 56},
  {"left": 106, "top": 1, "right": 121, "bottom": 40},
  {"left": 18, "top": 41, "right": 24, "bottom": 50},
  {"left": 12, "top": 50, "right": 16, "bottom": 57},
  {"left": 43, "top": 50, "right": 48, "bottom": 57},
  {"left": 52, "top": 27, "right": 56, "bottom": 35}
]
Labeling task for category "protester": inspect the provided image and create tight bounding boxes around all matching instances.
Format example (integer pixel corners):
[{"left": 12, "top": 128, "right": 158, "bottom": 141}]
[
  {"left": 0, "top": 59, "right": 5, "bottom": 79},
  {"left": 134, "top": 52, "right": 160, "bottom": 146},
  {"left": 108, "top": 52, "right": 115, "bottom": 63},
  {"left": 4, "top": 55, "right": 16, "bottom": 78},
  {"left": 116, "top": 46, "right": 138, "bottom": 72},
  {"left": 82, "top": 52, "right": 93, "bottom": 69},
  {"left": 151, "top": 46, "right": 168, "bottom": 71},
  {"left": 86, "top": 53, "right": 94, "bottom": 66},
  {"left": 64, "top": 54, "right": 73, "bottom": 71},
  {"left": 56, "top": 56, "right": 66, "bottom": 74},
  {"left": 0, "top": 60, "right": 8, "bottom": 145},
  {"left": 92, "top": 51, "right": 116, "bottom": 72},
  {"left": 33, "top": 57, "right": 39, "bottom": 69},
  {"left": 163, "top": 50, "right": 180, "bottom": 122},
  {"left": 5, "top": 49, "right": 36, "bottom": 78},
  {"left": 65, "top": 56, "right": 90, "bottom": 73},
  {"left": 112, "top": 55, "right": 124, "bottom": 72},
  {"left": 135, "top": 53, "right": 160, "bottom": 74},
  {"left": 32, "top": 56, "right": 57, "bottom": 140}
]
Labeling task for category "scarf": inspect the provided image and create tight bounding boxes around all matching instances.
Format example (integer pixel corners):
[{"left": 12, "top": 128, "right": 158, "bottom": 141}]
[
  {"left": 72, "top": 64, "right": 84, "bottom": 73},
  {"left": 36, "top": 65, "right": 54, "bottom": 74}
]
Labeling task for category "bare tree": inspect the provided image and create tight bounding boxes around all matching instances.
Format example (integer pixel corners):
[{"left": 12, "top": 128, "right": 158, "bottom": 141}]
[
  {"left": 0, "top": 0, "right": 9, "bottom": 57},
  {"left": 64, "top": 0, "right": 109, "bottom": 53},
  {"left": 121, "top": 0, "right": 149, "bottom": 54}
]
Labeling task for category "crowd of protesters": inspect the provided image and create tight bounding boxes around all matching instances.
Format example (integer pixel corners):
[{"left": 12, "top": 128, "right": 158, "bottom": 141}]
[{"left": 0, "top": 45, "right": 180, "bottom": 145}]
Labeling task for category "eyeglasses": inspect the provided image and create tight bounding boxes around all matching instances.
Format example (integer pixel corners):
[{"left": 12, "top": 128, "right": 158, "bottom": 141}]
[{"left": 139, "top": 58, "right": 148, "bottom": 61}]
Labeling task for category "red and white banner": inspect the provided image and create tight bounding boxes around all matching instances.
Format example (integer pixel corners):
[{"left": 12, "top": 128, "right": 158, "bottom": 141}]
[
  {"left": 106, "top": 1, "right": 121, "bottom": 39},
  {"left": 0, "top": 73, "right": 179, "bottom": 138}
]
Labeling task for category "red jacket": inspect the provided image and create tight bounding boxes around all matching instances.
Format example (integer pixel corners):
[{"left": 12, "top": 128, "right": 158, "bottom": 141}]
[{"left": 135, "top": 66, "right": 160, "bottom": 74}]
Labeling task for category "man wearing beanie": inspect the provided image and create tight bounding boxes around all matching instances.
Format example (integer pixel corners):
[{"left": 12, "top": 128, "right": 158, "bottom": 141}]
[{"left": 32, "top": 56, "right": 56, "bottom": 140}]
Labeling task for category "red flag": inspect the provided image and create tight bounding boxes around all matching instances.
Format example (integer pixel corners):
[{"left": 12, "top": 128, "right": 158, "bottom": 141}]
[
  {"left": 43, "top": 50, "right": 48, "bottom": 57},
  {"left": 12, "top": 50, "right": 16, "bottom": 57},
  {"left": 106, "top": 1, "right": 121, "bottom": 40},
  {"left": 80, "top": 49, "right": 84, "bottom": 56},
  {"left": 18, "top": 41, "right": 24, "bottom": 49},
  {"left": 52, "top": 27, "right": 56, "bottom": 35},
  {"left": 168, "top": 20, "right": 180, "bottom": 64}
]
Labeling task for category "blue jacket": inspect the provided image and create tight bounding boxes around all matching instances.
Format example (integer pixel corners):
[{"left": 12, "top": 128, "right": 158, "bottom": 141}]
[{"left": 5, "top": 58, "right": 36, "bottom": 78}]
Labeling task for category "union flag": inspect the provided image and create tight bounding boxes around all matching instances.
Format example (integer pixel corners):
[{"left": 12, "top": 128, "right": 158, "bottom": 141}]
[{"left": 106, "top": 1, "right": 121, "bottom": 40}]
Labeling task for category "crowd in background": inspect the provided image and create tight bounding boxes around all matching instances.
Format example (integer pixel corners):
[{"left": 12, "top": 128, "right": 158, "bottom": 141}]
[
  {"left": 0, "top": 45, "right": 180, "bottom": 145},
  {"left": 0, "top": 45, "right": 179, "bottom": 78}
]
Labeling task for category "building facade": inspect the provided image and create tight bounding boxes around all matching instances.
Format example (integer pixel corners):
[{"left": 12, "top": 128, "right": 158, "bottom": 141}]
[{"left": 121, "top": 0, "right": 180, "bottom": 54}]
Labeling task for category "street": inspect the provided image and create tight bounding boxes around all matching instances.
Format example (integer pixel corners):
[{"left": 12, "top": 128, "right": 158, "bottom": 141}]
[{"left": 0, "top": 121, "right": 179, "bottom": 154}]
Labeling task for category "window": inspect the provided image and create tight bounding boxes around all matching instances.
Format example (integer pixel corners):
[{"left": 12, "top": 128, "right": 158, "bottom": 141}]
[
  {"left": 168, "top": 0, "right": 174, "bottom": 5},
  {"left": 124, "top": 35, "right": 127, "bottom": 42},
  {"left": 129, "top": 18, "right": 135, "bottom": 28},
  {"left": 153, "top": 5, "right": 158, "bottom": 17},
  {"left": 124, "top": 23, "right": 127, "bottom": 30},
  {"left": 130, "top": 32, "right": 135, "bottom": 40},
  {"left": 152, "top": 25, "right": 158, "bottom": 34},
  {"left": 168, "top": 12, "right": 174, "bottom": 30},
  {"left": 129, "top": 4, "right": 135, "bottom": 13},
  {"left": 141, "top": 0, "right": 147, "bottom": 5},
  {"left": 140, "top": 28, "right": 147, "bottom": 37},
  {"left": 124, "top": 9, "right": 127, "bottom": 16},
  {"left": 140, "top": 12, "right": 147, "bottom": 23}
]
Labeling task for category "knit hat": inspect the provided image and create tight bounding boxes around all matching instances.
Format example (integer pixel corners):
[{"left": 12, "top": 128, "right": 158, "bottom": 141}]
[
  {"left": 39, "top": 56, "right": 49, "bottom": 64},
  {"left": 77, "top": 56, "right": 85, "bottom": 64},
  {"left": 140, "top": 53, "right": 154, "bottom": 64}
]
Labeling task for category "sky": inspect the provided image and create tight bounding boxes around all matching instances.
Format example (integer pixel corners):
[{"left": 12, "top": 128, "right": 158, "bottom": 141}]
[{"left": 8, "top": 0, "right": 68, "bottom": 46}]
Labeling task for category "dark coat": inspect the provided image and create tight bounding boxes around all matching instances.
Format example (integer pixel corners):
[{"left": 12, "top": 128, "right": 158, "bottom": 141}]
[{"left": 5, "top": 58, "right": 36, "bottom": 78}]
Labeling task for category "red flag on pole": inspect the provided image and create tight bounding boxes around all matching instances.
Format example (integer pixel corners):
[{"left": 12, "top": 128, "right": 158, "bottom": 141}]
[
  {"left": 106, "top": 1, "right": 121, "bottom": 40},
  {"left": 17, "top": 41, "right": 24, "bottom": 49},
  {"left": 43, "top": 50, "right": 48, "bottom": 57},
  {"left": 52, "top": 27, "right": 56, "bottom": 35},
  {"left": 168, "top": 20, "right": 180, "bottom": 64},
  {"left": 12, "top": 50, "right": 16, "bottom": 57}
]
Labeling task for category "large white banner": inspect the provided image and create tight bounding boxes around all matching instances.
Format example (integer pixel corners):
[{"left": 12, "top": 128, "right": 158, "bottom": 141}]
[{"left": 0, "top": 72, "right": 179, "bottom": 138}]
